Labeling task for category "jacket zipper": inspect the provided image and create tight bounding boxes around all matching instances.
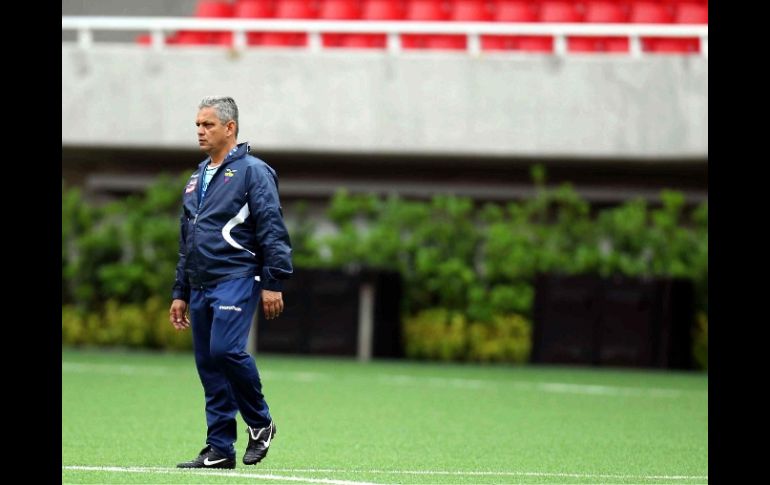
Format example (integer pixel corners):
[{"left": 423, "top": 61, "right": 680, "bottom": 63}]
[{"left": 191, "top": 155, "right": 234, "bottom": 289}]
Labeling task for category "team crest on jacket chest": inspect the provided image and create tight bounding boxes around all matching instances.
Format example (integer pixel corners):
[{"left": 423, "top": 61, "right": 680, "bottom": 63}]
[{"left": 223, "top": 168, "right": 238, "bottom": 183}]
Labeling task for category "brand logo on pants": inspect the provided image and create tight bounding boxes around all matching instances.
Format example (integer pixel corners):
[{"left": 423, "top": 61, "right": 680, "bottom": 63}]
[{"left": 218, "top": 305, "right": 242, "bottom": 312}]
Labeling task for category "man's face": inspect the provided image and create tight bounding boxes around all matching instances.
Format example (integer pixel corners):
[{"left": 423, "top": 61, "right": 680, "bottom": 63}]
[{"left": 196, "top": 107, "right": 231, "bottom": 154}]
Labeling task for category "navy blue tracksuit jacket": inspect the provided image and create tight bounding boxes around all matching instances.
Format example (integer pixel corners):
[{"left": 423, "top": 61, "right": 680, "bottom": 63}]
[{"left": 172, "top": 142, "right": 293, "bottom": 300}]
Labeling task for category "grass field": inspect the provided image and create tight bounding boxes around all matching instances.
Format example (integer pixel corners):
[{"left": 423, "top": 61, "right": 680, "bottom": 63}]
[{"left": 62, "top": 348, "right": 707, "bottom": 484}]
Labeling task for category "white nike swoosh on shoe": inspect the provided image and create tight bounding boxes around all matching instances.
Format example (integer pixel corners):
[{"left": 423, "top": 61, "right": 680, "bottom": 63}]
[
  {"left": 262, "top": 424, "right": 273, "bottom": 449},
  {"left": 203, "top": 457, "right": 227, "bottom": 466}
]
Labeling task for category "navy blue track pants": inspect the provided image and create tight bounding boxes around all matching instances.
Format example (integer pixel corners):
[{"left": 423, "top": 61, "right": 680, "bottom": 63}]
[{"left": 189, "top": 276, "right": 272, "bottom": 459}]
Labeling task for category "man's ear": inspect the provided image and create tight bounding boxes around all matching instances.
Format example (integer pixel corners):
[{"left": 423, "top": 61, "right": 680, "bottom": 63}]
[{"left": 227, "top": 120, "right": 236, "bottom": 137}]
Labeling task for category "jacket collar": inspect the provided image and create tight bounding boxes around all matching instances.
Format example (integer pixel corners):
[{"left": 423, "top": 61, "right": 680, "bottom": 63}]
[{"left": 198, "top": 142, "right": 250, "bottom": 171}]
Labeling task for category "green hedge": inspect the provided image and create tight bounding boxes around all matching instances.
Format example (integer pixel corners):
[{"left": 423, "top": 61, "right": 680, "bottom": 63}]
[
  {"left": 297, "top": 166, "right": 707, "bottom": 367},
  {"left": 404, "top": 308, "right": 532, "bottom": 363},
  {"left": 62, "top": 298, "right": 192, "bottom": 350},
  {"left": 62, "top": 174, "right": 187, "bottom": 312},
  {"left": 62, "top": 166, "right": 707, "bottom": 367},
  {"left": 300, "top": 171, "right": 708, "bottom": 320}
]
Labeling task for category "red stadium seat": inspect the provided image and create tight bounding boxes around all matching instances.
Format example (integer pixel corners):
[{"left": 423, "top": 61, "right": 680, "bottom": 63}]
[
  {"left": 320, "top": 0, "right": 361, "bottom": 17},
  {"left": 365, "top": 0, "right": 406, "bottom": 19},
  {"left": 274, "top": 0, "right": 317, "bottom": 17},
  {"left": 628, "top": 0, "right": 676, "bottom": 52},
  {"left": 402, "top": 0, "right": 452, "bottom": 50},
  {"left": 538, "top": 1, "right": 583, "bottom": 53},
  {"left": 494, "top": 0, "right": 537, "bottom": 20},
  {"left": 234, "top": 0, "right": 275, "bottom": 46},
  {"left": 172, "top": 0, "right": 235, "bottom": 46},
  {"left": 453, "top": 0, "right": 491, "bottom": 21},
  {"left": 136, "top": 33, "right": 152, "bottom": 45},
  {"left": 236, "top": 0, "right": 275, "bottom": 17},
  {"left": 428, "top": 0, "right": 493, "bottom": 50},
  {"left": 649, "top": 0, "right": 707, "bottom": 53},
  {"left": 319, "top": 0, "right": 362, "bottom": 48},
  {"left": 629, "top": 0, "right": 673, "bottom": 23},
  {"left": 196, "top": 0, "right": 235, "bottom": 17},
  {"left": 407, "top": 0, "right": 449, "bottom": 19},
  {"left": 482, "top": 0, "right": 551, "bottom": 52},
  {"left": 138, "top": 2, "right": 227, "bottom": 46},
  {"left": 570, "top": 0, "right": 629, "bottom": 53},
  {"left": 674, "top": 0, "right": 707, "bottom": 23},
  {"left": 539, "top": 0, "right": 581, "bottom": 22},
  {"left": 261, "top": 0, "right": 317, "bottom": 47},
  {"left": 584, "top": 0, "right": 628, "bottom": 23},
  {"left": 344, "top": 0, "right": 405, "bottom": 48}
]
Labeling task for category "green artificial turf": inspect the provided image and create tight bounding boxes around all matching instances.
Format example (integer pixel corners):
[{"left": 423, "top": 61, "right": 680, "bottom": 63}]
[{"left": 62, "top": 348, "right": 707, "bottom": 484}]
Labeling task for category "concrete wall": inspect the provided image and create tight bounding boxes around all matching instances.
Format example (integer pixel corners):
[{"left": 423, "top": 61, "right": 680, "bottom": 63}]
[
  {"left": 62, "top": 0, "right": 199, "bottom": 16},
  {"left": 61, "top": 0, "right": 200, "bottom": 42},
  {"left": 62, "top": 45, "right": 708, "bottom": 159}
]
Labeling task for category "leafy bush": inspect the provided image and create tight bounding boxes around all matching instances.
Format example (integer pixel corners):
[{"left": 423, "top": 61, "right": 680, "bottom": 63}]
[
  {"left": 286, "top": 201, "right": 324, "bottom": 268},
  {"left": 405, "top": 308, "right": 532, "bottom": 363},
  {"left": 403, "top": 308, "right": 467, "bottom": 361},
  {"left": 467, "top": 314, "right": 532, "bottom": 363},
  {"left": 61, "top": 297, "right": 193, "bottom": 350},
  {"left": 62, "top": 174, "right": 189, "bottom": 311}
]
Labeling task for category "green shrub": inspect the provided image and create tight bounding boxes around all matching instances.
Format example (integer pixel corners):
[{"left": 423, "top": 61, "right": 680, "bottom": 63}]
[
  {"left": 467, "top": 314, "right": 532, "bottom": 363},
  {"left": 403, "top": 308, "right": 467, "bottom": 361},
  {"left": 61, "top": 298, "right": 193, "bottom": 351},
  {"left": 62, "top": 305, "right": 86, "bottom": 346},
  {"left": 495, "top": 314, "right": 533, "bottom": 363},
  {"left": 145, "top": 297, "right": 194, "bottom": 351},
  {"left": 404, "top": 308, "right": 531, "bottom": 363},
  {"left": 286, "top": 201, "right": 324, "bottom": 268},
  {"left": 62, "top": 174, "right": 189, "bottom": 311}
]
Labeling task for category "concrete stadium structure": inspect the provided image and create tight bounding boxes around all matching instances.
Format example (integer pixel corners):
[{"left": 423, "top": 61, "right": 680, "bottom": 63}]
[{"left": 62, "top": 1, "right": 707, "bottom": 209}]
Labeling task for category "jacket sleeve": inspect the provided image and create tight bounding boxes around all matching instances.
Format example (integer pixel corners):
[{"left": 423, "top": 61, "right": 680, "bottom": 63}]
[
  {"left": 248, "top": 165, "right": 293, "bottom": 291},
  {"left": 171, "top": 211, "right": 191, "bottom": 302}
]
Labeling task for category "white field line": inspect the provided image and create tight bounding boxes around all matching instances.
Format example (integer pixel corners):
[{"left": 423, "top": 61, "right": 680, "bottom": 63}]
[
  {"left": 62, "top": 465, "right": 708, "bottom": 483},
  {"left": 62, "top": 465, "right": 382, "bottom": 485},
  {"left": 62, "top": 362, "right": 174, "bottom": 376},
  {"left": 61, "top": 362, "right": 331, "bottom": 382},
  {"left": 62, "top": 361, "right": 704, "bottom": 399},
  {"left": 375, "top": 374, "right": 700, "bottom": 398},
  {"left": 260, "top": 468, "right": 707, "bottom": 481},
  {"left": 61, "top": 482, "right": 708, "bottom": 485}
]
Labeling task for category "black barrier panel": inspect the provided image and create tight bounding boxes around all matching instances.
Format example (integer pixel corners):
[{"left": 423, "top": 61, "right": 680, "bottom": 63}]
[
  {"left": 532, "top": 274, "right": 695, "bottom": 369},
  {"left": 256, "top": 268, "right": 403, "bottom": 358},
  {"left": 651, "top": 278, "right": 694, "bottom": 369},
  {"left": 369, "top": 270, "right": 405, "bottom": 358},
  {"left": 255, "top": 270, "right": 314, "bottom": 353},
  {"left": 597, "top": 277, "right": 658, "bottom": 367},
  {"left": 305, "top": 274, "right": 360, "bottom": 355},
  {"left": 532, "top": 274, "right": 602, "bottom": 365}
]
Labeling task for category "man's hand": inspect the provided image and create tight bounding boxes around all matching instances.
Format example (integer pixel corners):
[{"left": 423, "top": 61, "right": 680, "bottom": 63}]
[
  {"left": 262, "top": 290, "right": 284, "bottom": 320},
  {"left": 169, "top": 299, "right": 191, "bottom": 330}
]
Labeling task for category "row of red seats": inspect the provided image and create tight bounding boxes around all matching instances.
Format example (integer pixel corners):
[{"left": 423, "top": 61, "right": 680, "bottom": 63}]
[
  {"left": 138, "top": 0, "right": 707, "bottom": 53},
  {"left": 180, "top": 0, "right": 708, "bottom": 22}
]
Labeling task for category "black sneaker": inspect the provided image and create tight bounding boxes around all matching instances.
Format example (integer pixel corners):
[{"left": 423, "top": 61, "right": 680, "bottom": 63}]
[
  {"left": 243, "top": 421, "right": 276, "bottom": 465},
  {"left": 177, "top": 444, "right": 235, "bottom": 469}
]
